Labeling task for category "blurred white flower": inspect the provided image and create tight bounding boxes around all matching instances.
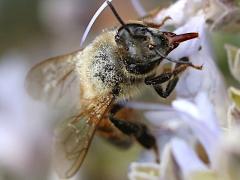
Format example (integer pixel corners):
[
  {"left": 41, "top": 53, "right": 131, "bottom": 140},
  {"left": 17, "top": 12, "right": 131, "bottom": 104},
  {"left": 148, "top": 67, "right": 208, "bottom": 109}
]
[
  {"left": 128, "top": 162, "right": 160, "bottom": 180},
  {"left": 129, "top": 92, "right": 220, "bottom": 180},
  {"left": 213, "top": 128, "right": 240, "bottom": 180},
  {"left": 130, "top": 0, "right": 146, "bottom": 17},
  {"left": 153, "top": 0, "right": 240, "bottom": 32},
  {"left": 204, "top": 0, "right": 240, "bottom": 32},
  {"left": 224, "top": 44, "right": 240, "bottom": 128},
  {"left": 225, "top": 44, "right": 240, "bottom": 83},
  {"left": 170, "top": 138, "right": 208, "bottom": 178},
  {"left": 0, "top": 52, "right": 53, "bottom": 179},
  {"left": 227, "top": 87, "right": 240, "bottom": 127}
]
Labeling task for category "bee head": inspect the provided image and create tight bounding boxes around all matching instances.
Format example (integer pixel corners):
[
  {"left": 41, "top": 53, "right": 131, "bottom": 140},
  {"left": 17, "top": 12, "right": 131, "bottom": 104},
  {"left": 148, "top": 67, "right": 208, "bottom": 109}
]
[
  {"left": 115, "top": 23, "right": 198, "bottom": 64},
  {"left": 106, "top": 1, "right": 198, "bottom": 75}
]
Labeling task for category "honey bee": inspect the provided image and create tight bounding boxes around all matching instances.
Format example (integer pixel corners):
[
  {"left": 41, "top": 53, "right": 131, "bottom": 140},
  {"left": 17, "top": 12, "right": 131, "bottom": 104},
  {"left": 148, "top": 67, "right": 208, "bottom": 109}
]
[{"left": 25, "top": 1, "right": 202, "bottom": 178}]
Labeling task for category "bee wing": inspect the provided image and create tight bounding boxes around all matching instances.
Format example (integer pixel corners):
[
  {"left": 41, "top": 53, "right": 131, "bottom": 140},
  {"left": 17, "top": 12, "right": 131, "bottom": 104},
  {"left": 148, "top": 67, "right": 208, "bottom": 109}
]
[
  {"left": 25, "top": 50, "right": 81, "bottom": 106},
  {"left": 54, "top": 95, "right": 114, "bottom": 178}
]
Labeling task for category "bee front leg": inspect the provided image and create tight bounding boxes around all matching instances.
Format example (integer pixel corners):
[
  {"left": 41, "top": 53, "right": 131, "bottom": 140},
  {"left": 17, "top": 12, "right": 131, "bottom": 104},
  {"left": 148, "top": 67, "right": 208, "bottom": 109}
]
[
  {"left": 145, "top": 72, "right": 173, "bottom": 85},
  {"left": 145, "top": 57, "right": 191, "bottom": 85},
  {"left": 153, "top": 77, "right": 179, "bottom": 98},
  {"left": 145, "top": 57, "right": 192, "bottom": 98},
  {"left": 109, "top": 104, "right": 160, "bottom": 163}
]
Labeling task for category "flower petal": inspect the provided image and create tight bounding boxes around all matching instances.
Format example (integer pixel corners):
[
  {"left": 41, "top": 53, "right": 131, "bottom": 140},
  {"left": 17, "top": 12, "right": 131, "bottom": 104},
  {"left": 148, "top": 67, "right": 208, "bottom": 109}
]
[
  {"left": 213, "top": 128, "right": 240, "bottom": 180},
  {"left": 128, "top": 162, "right": 160, "bottom": 180},
  {"left": 225, "top": 44, "right": 240, "bottom": 83},
  {"left": 171, "top": 138, "right": 208, "bottom": 177},
  {"left": 172, "top": 96, "right": 220, "bottom": 162},
  {"left": 160, "top": 143, "right": 183, "bottom": 180},
  {"left": 228, "top": 87, "right": 240, "bottom": 109}
]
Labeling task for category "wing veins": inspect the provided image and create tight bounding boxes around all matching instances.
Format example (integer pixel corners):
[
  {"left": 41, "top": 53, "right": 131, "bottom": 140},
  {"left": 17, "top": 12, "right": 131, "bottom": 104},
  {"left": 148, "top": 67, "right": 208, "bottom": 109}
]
[{"left": 55, "top": 95, "right": 115, "bottom": 178}]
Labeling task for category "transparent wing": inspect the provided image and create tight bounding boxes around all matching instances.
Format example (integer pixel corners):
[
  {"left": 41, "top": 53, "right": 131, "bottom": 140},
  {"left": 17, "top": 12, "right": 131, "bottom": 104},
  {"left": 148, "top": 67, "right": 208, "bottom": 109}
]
[
  {"left": 25, "top": 50, "right": 81, "bottom": 106},
  {"left": 53, "top": 95, "right": 114, "bottom": 178}
]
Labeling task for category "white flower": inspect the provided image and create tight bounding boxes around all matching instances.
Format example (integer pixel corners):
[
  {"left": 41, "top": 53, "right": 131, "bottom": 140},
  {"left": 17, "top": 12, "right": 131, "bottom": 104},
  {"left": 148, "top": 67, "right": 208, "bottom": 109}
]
[
  {"left": 154, "top": 0, "right": 203, "bottom": 27},
  {"left": 128, "top": 1, "right": 231, "bottom": 178},
  {"left": 126, "top": 1, "right": 240, "bottom": 180},
  {"left": 157, "top": 0, "right": 229, "bottom": 126},
  {"left": 128, "top": 78, "right": 240, "bottom": 180},
  {"left": 153, "top": 0, "right": 240, "bottom": 32},
  {"left": 128, "top": 92, "right": 220, "bottom": 180}
]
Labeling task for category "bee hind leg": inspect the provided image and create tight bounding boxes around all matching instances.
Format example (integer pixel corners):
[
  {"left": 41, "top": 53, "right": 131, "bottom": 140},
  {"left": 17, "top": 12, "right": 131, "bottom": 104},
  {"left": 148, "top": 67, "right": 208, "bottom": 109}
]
[{"left": 109, "top": 104, "right": 160, "bottom": 163}]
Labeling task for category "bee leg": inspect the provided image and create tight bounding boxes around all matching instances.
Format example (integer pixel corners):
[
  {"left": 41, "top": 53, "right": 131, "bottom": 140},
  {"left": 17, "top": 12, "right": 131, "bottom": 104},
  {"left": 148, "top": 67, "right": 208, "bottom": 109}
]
[
  {"left": 145, "top": 72, "right": 172, "bottom": 85},
  {"left": 148, "top": 57, "right": 192, "bottom": 98},
  {"left": 153, "top": 77, "right": 179, "bottom": 98},
  {"left": 109, "top": 104, "right": 160, "bottom": 163},
  {"left": 151, "top": 64, "right": 187, "bottom": 98},
  {"left": 145, "top": 57, "right": 190, "bottom": 86}
]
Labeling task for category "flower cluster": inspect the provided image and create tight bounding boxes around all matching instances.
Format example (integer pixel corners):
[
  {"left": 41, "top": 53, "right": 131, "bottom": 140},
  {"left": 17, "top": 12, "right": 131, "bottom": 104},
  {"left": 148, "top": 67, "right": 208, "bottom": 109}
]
[{"left": 128, "top": 0, "right": 240, "bottom": 180}]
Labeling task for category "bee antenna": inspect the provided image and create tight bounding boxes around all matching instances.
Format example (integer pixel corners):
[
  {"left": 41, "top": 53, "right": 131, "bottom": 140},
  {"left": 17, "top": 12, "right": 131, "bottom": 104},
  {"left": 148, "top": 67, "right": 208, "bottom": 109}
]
[
  {"left": 106, "top": 1, "right": 125, "bottom": 26},
  {"left": 155, "top": 49, "right": 194, "bottom": 66},
  {"left": 80, "top": 0, "right": 114, "bottom": 47}
]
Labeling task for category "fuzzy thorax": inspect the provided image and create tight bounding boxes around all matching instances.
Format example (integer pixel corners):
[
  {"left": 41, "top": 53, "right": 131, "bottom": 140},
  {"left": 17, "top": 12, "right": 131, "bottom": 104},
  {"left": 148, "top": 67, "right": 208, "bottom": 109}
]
[{"left": 76, "top": 30, "right": 148, "bottom": 100}]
